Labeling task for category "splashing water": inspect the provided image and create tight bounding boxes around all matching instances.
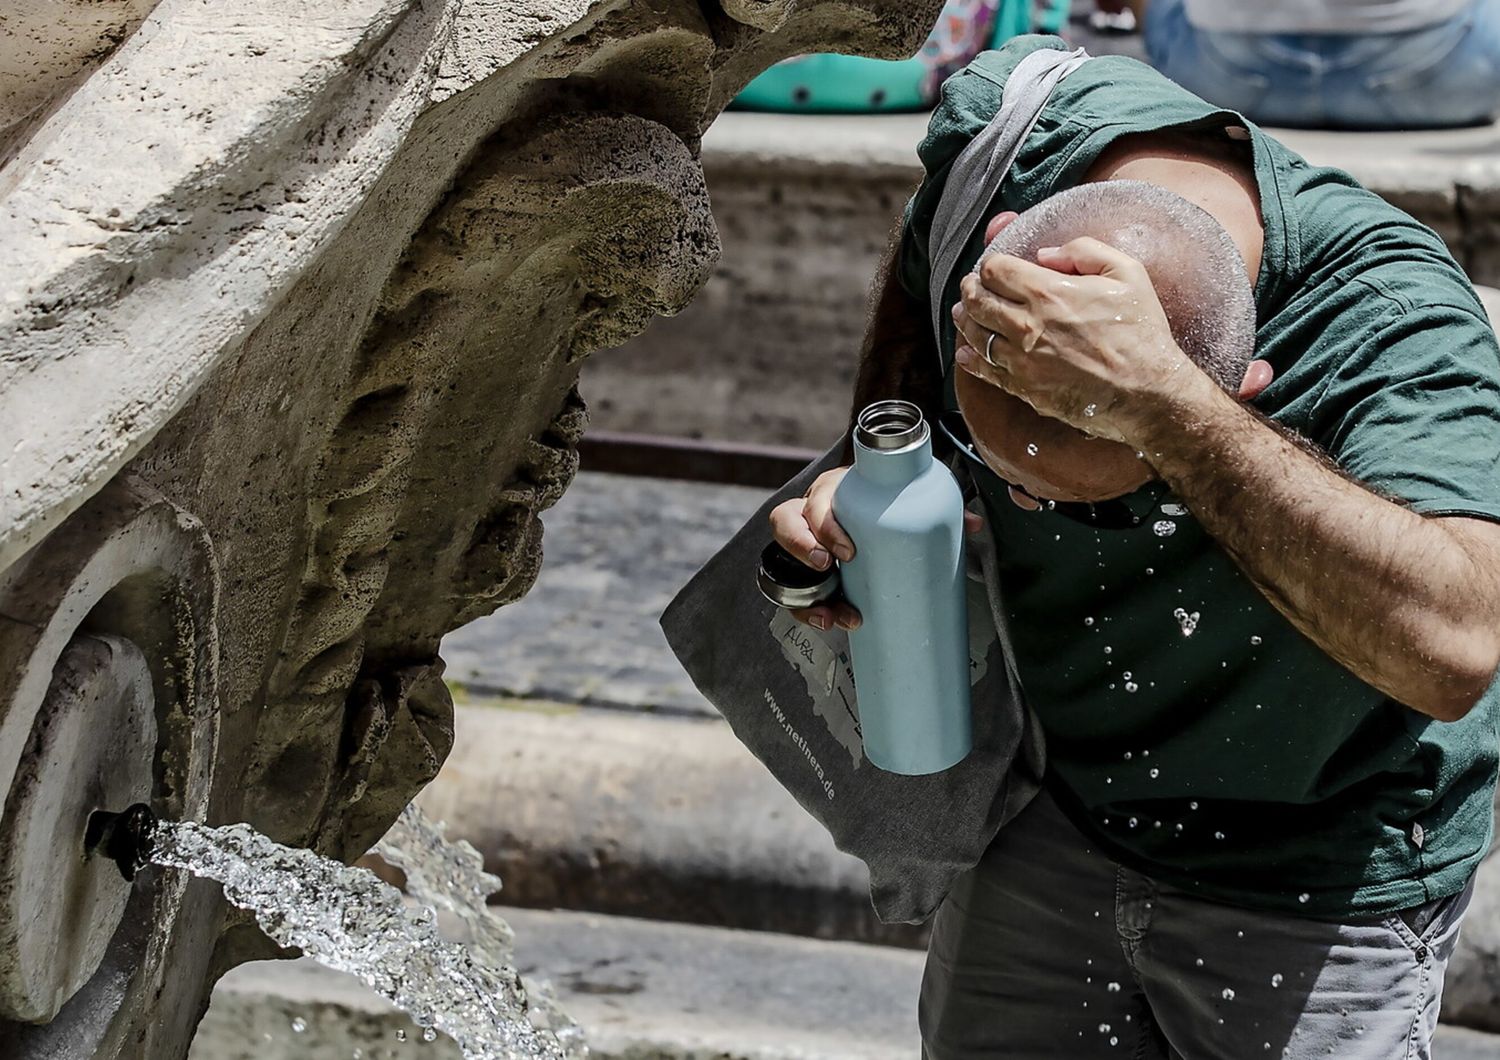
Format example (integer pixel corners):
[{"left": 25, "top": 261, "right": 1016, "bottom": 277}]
[
  {"left": 1152, "top": 520, "right": 1177, "bottom": 537},
  {"left": 375, "top": 805, "right": 585, "bottom": 1056},
  {"left": 1159, "top": 503, "right": 1188, "bottom": 517},
  {"left": 151, "top": 819, "right": 578, "bottom": 1060}
]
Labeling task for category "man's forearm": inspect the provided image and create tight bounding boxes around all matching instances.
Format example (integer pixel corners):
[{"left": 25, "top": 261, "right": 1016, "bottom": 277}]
[{"left": 1132, "top": 376, "right": 1500, "bottom": 720}]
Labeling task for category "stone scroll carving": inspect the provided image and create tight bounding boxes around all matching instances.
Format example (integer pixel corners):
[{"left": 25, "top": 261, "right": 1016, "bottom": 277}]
[{"left": 0, "top": 2, "right": 940, "bottom": 1057}]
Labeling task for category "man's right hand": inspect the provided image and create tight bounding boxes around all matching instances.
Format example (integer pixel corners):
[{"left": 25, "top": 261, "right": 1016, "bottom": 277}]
[
  {"left": 768, "top": 467, "right": 861, "bottom": 632},
  {"left": 768, "top": 465, "right": 983, "bottom": 632}
]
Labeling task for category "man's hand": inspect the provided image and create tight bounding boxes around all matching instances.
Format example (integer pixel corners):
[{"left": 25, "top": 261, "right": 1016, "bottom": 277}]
[
  {"left": 768, "top": 466, "right": 982, "bottom": 632},
  {"left": 950, "top": 238, "right": 1206, "bottom": 444}
]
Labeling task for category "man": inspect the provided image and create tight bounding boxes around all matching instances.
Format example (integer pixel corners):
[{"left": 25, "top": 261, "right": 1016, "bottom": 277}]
[{"left": 768, "top": 36, "right": 1500, "bottom": 1058}]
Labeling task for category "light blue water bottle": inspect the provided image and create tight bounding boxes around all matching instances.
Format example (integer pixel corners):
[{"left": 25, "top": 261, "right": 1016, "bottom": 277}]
[{"left": 833, "top": 400, "right": 972, "bottom": 775}]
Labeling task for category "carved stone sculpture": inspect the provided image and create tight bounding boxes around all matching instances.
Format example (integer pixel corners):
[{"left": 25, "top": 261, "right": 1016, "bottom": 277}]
[{"left": 0, "top": 3, "right": 939, "bottom": 1056}]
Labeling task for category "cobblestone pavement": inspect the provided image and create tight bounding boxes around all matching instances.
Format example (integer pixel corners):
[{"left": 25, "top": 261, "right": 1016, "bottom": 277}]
[{"left": 441, "top": 471, "right": 770, "bottom": 716}]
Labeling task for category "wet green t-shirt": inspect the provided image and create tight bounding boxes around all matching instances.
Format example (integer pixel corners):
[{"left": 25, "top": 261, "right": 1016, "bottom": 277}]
[{"left": 899, "top": 36, "right": 1500, "bottom": 916}]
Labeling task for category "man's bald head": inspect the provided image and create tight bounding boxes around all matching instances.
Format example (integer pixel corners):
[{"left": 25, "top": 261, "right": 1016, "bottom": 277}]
[{"left": 978, "top": 180, "right": 1257, "bottom": 392}]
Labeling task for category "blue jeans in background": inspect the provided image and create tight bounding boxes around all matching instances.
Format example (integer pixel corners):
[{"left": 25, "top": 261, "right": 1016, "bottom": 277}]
[{"left": 1144, "top": 0, "right": 1500, "bottom": 129}]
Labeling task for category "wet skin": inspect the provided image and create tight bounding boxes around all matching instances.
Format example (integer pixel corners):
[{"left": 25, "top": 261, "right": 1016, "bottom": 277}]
[{"left": 953, "top": 131, "right": 1271, "bottom": 507}]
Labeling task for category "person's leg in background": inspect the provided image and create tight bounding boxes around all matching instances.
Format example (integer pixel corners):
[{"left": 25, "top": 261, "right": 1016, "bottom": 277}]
[
  {"left": 1322, "top": 0, "right": 1500, "bottom": 129},
  {"left": 1143, "top": 0, "right": 1500, "bottom": 129},
  {"left": 1141, "top": 0, "right": 1325, "bottom": 126}
]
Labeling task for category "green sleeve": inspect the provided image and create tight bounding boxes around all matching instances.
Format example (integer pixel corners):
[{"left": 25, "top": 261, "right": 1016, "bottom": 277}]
[
  {"left": 895, "top": 35, "right": 1068, "bottom": 304},
  {"left": 1317, "top": 302, "right": 1500, "bottom": 522}
]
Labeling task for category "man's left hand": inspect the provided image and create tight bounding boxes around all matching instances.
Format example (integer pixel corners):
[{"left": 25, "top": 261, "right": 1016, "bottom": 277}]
[{"left": 950, "top": 237, "right": 1209, "bottom": 444}]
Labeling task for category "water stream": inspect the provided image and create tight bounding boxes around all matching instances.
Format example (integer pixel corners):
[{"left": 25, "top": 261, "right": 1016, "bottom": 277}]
[{"left": 152, "top": 809, "right": 586, "bottom": 1060}]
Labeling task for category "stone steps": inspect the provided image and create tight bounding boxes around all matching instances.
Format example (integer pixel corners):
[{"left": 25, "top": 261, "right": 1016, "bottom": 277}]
[
  {"left": 416, "top": 700, "right": 918, "bottom": 948},
  {"left": 191, "top": 905, "right": 1500, "bottom": 1060}
]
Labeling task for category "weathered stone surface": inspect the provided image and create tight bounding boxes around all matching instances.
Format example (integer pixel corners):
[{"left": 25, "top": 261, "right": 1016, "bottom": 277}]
[
  {"left": 0, "top": 2, "right": 942, "bottom": 1056},
  {"left": 441, "top": 470, "right": 765, "bottom": 715},
  {"left": 0, "top": 0, "right": 161, "bottom": 165}
]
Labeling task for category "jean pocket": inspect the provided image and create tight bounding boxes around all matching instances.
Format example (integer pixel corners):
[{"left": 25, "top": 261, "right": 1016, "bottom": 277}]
[{"left": 1383, "top": 876, "right": 1476, "bottom": 957}]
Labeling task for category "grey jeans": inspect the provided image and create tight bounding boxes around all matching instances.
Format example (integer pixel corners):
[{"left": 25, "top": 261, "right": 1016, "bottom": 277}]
[{"left": 920, "top": 791, "right": 1474, "bottom": 1059}]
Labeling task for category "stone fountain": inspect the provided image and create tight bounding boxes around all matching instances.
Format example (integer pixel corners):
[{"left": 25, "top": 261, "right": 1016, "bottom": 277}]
[{"left": 0, "top": 2, "right": 939, "bottom": 1056}]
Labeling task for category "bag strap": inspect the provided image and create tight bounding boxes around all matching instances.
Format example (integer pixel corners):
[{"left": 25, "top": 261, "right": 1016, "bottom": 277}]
[{"left": 926, "top": 46, "right": 1091, "bottom": 365}]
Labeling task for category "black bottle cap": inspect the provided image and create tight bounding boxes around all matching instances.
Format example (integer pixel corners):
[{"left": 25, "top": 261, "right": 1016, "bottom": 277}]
[{"left": 756, "top": 541, "right": 841, "bottom": 609}]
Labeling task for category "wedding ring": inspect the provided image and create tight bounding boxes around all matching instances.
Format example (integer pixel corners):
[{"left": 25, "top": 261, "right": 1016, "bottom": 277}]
[{"left": 983, "top": 329, "right": 1000, "bottom": 367}]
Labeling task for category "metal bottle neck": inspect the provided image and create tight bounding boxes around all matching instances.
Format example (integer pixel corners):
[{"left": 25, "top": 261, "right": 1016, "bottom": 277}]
[
  {"left": 852, "top": 401, "right": 932, "bottom": 484},
  {"left": 854, "top": 400, "right": 930, "bottom": 453}
]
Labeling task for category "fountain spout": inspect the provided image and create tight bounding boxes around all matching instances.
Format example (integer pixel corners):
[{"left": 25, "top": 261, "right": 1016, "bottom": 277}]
[{"left": 84, "top": 803, "right": 158, "bottom": 882}]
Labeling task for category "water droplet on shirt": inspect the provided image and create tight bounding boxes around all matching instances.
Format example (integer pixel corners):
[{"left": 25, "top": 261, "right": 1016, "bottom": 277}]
[
  {"left": 1027, "top": 443, "right": 1039, "bottom": 456},
  {"left": 1125, "top": 682, "right": 1139, "bottom": 692},
  {"left": 291, "top": 1017, "right": 307, "bottom": 1034},
  {"left": 1174, "top": 822, "right": 1184, "bottom": 833},
  {"left": 1099, "top": 1023, "right": 1111, "bottom": 1033},
  {"left": 1085, "top": 616, "right": 1095, "bottom": 626},
  {"left": 1161, "top": 503, "right": 1189, "bottom": 516},
  {"left": 396, "top": 1030, "right": 408, "bottom": 1043},
  {"left": 1214, "top": 831, "right": 1226, "bottom": 840},
  {"left": 1104, "top": 645, "right": 1113, "bottom": 654},
  {"left": 1146, "top": 567, "right": 1155, "bottom": 575},
  {"left": 1298, "top": 893, "right": 1310, "bottom": 904},
  {"left": 1250, "top": 635, "right": 1263, "bottom": 645},
  {"left": 1222, "top": 988, "right": 1236, "bottom": 1001},
  {"left": 1149, "top": 767, "right": 1159, "bottom": 778},
  {"left": 1195, "top": 958, "right": 1205, "bottom": 967},
  {"left": 1153, "top": 519, "right": 1177, "bottom": 537},
  {"left": 1271, "top": 973, "right": 1283, "bottom": 988},
  {"left": 1128, "top": 817, "right": 1139, "bottom": 828},
  {"left": 1123, "top": 751, "right": 1133, "bottom": 760},
  {"left": 423, "top": 1029, "right": 438, "bottom": 1043},
  {"left": 1107, "top": 982, "right": 1122, "bottom": 993},
  {"left": 1173, "top": 608, "right": 1200, "bottom": 636},
  {"left": 1110, "top": 1037, "right": 1119, "bottom": 1047},
  {"left": 1189, "top": 801, "right": 1199, "bottom": 810}
]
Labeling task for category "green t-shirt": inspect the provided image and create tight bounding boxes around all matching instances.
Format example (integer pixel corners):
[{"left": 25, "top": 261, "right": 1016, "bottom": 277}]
[{"left": 899, "top": 36, "right": 1500, "bottom": 917}]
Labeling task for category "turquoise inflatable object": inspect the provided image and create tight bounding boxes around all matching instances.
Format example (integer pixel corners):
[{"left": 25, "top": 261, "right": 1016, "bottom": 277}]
[{"left": 731, "top": 0, "right": 1069, "bottom": 114}]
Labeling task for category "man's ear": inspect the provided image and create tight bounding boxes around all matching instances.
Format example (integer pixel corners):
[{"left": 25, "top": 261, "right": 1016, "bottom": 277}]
[
  {"left": 984, "top": 211, "right": 1019, "bottom": 244},
  {"left": 1237, "top": 359, "right": 1274, "bottom": 400}
]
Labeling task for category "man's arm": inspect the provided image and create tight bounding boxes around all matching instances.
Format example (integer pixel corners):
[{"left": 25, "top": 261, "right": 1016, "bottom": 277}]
[
  {"left": 951, "top": 236, "right": 1500, "bottom": 721},
  {"left": 1134, "top": 374, "right": 1500, "bottom": 721}
]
